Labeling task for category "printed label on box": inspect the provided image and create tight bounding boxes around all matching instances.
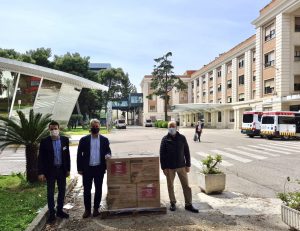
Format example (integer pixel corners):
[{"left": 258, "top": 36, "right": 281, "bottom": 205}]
[
  {"left": 141, "top": 187, "right": 156, "bottom": 198},
  {"left": 111, "top": 162, "right": 127, "bottom": 175}
]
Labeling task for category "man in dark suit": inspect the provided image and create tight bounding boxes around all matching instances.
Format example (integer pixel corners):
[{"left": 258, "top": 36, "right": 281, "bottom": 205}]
[
  {"left": 38, "top": 120, "right": 70, "bottom": 223},
  {"left": 77, "top": 119, "right": 111, "bottom": 218}
]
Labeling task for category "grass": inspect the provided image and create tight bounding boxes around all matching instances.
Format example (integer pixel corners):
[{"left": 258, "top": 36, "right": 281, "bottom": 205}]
[
  {"left": 64, "top": 127, "right": 108, "bottom": 135},
  {"left": 0, "top": 173, "right": 47, "bottom": 231}
]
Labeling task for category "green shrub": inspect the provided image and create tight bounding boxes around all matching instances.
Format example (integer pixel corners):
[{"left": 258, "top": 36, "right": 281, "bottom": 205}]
[
  {"left": 201, "top": 155, "right": 223, "bottom": 174},
  {"left": 162, "top": 121, "right": 168, "bottom": 128},
  {"left": 277, "top": 177, "right": 300, "bottom": 211}
]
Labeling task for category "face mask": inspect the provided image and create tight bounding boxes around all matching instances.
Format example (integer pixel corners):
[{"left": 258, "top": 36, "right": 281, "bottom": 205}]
[
  {"left": 168, "top": 128, "right": 177, "bottom": 135},
  {"left": 91, "top": 127, "right": 100, "bottom": 134},
  {"left": 50, "top": 130, "right": 59, "bottom": 137}
]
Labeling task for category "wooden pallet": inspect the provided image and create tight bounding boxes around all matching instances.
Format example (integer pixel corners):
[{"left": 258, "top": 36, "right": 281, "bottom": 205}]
[{"left": 100, "top": 206, "right": 167, "bottom": 219}]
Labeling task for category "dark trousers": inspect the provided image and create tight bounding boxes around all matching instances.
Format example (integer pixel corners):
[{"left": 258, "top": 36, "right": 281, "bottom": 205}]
[
  {"left": 83, "top": 165, "right": 105, "bottom": 211},
  {"left": 46, "top": 167, "right": 66, "bottom": 214},
  {"left": 196, "top": 131, "right": 201, "bottom": 141}
]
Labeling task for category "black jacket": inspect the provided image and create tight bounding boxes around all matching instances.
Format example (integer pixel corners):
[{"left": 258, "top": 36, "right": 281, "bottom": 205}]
[
  {"left": 77, "top": 134, "right": 111, "bottom": 173},
  {"left": 38, "top": 136, "right": 70, "bottom": 176},
  {"left": 160, "top": 132, "right": 191, "bottom": 170}
]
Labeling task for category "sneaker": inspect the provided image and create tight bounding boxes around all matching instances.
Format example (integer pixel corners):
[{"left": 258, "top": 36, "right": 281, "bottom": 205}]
[
  {"left": 185, "top": 204, "right": 199, "bottom": 213},
  {"left": 170, "top": 203, "right": 176, "bottom": 211},
  {"left": 82, "top": 210, "right": 91, "bottom": 218},
  {"left": 93, "top": 209, "right": 100, "bottom": 217},
  {"left": 56, "top": 210, "right": 69, "bottom": 219}
]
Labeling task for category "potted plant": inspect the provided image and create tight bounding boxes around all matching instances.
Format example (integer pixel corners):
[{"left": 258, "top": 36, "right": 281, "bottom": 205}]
[
  {"left": 277, "top": 177, "right": 300, "bottom": 230},
  {"left": 199, "top": 154, "right": 225, "bottom": 194}
]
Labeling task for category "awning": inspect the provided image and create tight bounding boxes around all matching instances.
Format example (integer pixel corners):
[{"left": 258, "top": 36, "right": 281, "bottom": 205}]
[
  {"left": 0, "top": 57, "right": 108, "bottom": 91},
  {"left": 172, "top": 103, "right": 231, "bottom": 113}
]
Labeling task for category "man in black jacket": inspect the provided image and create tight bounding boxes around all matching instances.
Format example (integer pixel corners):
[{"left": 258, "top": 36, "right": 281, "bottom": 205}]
[
  {"left": 38, "top": 120, "right": 70, "bottom": 223},
  {"left": 160, "top": 121, "right": 198, "bottom": 213},
  {"left": 77, "top": 119, "right": 111, "bottom": 218}
]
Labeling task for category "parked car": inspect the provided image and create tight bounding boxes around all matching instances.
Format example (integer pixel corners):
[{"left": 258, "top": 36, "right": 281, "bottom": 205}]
[
  {"left": 115, "top": 119, "right": 126, "bottom": 129},
  {"left": 145, "top": 119, "right": 153, "bottom": 127}
]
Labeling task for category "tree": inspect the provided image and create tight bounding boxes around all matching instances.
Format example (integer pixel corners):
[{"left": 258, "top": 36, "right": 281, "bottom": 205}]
[
  {"left": 98, "top": 68, "right": 132, "bottom": 113},
  {"left": 26, "top": 48, "right": 52, "bottom": 67},
  {"left": 0, "top": 109, "right": 52, "bottom": 183},
  {"left": 148, "top": 52, "right": 187, "bottom": 121}
]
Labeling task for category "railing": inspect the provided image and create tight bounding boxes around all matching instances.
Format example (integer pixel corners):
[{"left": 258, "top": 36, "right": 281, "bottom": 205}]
[{"left": 264, "top": 60, "right": 275, "bottom": 68}]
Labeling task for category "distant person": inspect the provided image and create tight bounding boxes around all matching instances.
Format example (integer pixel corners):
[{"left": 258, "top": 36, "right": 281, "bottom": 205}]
[
  {"left": 195, "top": 120, "right": 204, "bottom": 142},
  {"left": 77, "top": 119, "right": 112, "bottom": 218},
  {"left": 38, "top": 120, "right": 70, "bottom": 223},
  {"left": 159, "top": 121, "right": 199, "bottom": 213}
]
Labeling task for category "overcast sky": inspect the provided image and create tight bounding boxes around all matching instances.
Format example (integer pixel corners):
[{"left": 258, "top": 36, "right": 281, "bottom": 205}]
[{"left": 1, "top": 0, "right": 270, "bottom": 91}]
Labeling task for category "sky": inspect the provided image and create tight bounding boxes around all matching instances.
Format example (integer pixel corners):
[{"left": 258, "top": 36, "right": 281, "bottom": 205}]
[{"left": 1, "top": 0, "right": 271, "bottom": 91}]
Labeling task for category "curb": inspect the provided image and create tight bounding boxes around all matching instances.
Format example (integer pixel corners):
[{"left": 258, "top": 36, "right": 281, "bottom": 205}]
[{"left": 25, "top": 176, "right": 78, "bottom": 231}]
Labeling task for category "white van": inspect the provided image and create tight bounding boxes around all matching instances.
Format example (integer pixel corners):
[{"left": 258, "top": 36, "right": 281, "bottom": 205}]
[
  {"left": 145, "top": 119, "right": 153, "bottom": 127},
  {"left": 241, "top": 111, "right": 263, "bottom": 138},
  {"left": 260, "top": 111, "right": 296, "bottom": 139},
  {"left": 115, "top": 119, "right": 126, "bottom": 129}
]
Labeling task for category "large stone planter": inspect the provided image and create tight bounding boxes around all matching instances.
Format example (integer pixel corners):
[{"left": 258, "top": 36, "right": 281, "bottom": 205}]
[
  {"left": 199, "top": 173, "right": 225, "bottom": 194},
  {"left": 281, "top": 204, "right": 300, "bottom": 230}
]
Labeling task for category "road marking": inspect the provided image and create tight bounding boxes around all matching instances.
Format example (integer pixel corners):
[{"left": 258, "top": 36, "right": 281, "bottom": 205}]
[
  {"left": 269, "top": 144, "right": 300, "bottom": 152},
  {"left": 257, "top": 144, "right": 296, "bottom": 153},
  {"left": 195, "top": 152, "right": 233, "bottom": 166},
  {"left": 247, "top": 145, "right": 291, "bottom": 155},
  {"left": 224, "top": 148, "right": 267, "bottom": 160},
  {"left": 191, "top": 157, "right": 203, "bottom": 170},
  {"left": 1, "top": 157, "right": 25, "bottom": 159},
  {"left": 237, "top": 146, "right": 279, "bottom": 157},
  {"left": 211, "top": 150, "right": 252, "bottom": 163}
]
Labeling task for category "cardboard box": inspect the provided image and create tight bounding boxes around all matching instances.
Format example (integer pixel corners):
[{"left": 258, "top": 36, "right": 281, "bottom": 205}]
[
  {"left": 106, "top": 184, "right": 137, "bottom": 209},
  {"left": 130, "top": 157, "right": 159, "bottom": 183},
  {"left": 107, "top": 158, "right": 131, "bottom": 184},
  {"left": 137, "top": 181, "right": 160, "bottom": 208}
]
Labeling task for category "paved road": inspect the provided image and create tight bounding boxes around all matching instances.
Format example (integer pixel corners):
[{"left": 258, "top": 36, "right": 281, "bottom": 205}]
[{"left": 1, "top": 127, "right": 298, "bottom": 229}]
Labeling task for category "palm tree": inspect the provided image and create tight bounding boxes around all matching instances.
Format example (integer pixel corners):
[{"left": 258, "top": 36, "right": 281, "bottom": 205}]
[{"left": 0, "top": 109, "right": 52, "bottom": 183}]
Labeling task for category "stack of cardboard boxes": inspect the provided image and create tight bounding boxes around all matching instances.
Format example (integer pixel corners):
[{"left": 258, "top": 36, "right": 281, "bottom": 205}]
[{"left": 106, "top": 154, "right": 160, "bottom": 209}]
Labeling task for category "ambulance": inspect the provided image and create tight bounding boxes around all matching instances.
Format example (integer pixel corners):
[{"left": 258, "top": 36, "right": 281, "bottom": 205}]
[
  {"left": 241, "top": 111, "right": 263, "bottom": 138},
  {"left": 260, "top": 111, "right": 296, "bottom": 139}
]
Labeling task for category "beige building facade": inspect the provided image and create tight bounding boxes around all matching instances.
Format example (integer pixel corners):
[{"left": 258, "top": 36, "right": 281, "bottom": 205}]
[{"left": 141, "top": 0, "right": 300, "bottom": 129}]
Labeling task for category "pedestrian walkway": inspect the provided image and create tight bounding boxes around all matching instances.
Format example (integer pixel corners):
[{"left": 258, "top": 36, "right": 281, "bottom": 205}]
[{"left": 192, "top": 141, "right": 300, "bottom": 168}]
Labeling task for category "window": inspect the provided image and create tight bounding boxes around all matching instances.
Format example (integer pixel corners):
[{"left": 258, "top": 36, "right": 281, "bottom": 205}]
[
  {"left": 265, "top": 23, "right": 275, "bottom": 41},
  {"left": 197, "top": 79, "right": 200, "bottom": 86},
  {"left": 253, "top": 71, "right": 256, "bottom": 81},
  {"left": 264, "top": 78, "right": 275, "bottom": 94},
  {"left": 217, "top": 69, "right": 222, "bottom": 77},
  {"left": 192, "top": 82, "right": 194, "bottom": 89},
  {"left": 238, "top": 57, "right": 244, "bottom": 68},
  {"left": 227, "top": 64, "right": 232, "bottom": 73},
  {"left": 209, "top": 87, "right": 213, "bottom": 95},
  {"left": 264, "top": 51, "right": 275, "bottom": 68},
  {"left": 208, "top": 113, "right": 211, "bottom": 123},
  {"left": 229, "top": 110, "right": 234, "bottom": 122},
  {"left": 295, "top": 46, "right": 300, "bottom": 61},
  {"left": 227, "top": 79, "right": 232, "bottom": 89},
  {"left": 238, "top": 93, "right": 245, "bottom": 101},
  {"left": 252, "top": 51, "right": 256, "bottom": 62},
  {"left": 262, "top": 116, "right": 274, "bottom": 124},
  {"left": 295, "top": 17, "right": 300, "bottom": 32},
  {"left": 217, "top": 84, "right": 222, "bottom": 92},
  {"left": 149, "top": 105, "right": 156, "bottom": 112},
  {"left": 217, "top": 98, "right": 222, "bottom": 103},
  {"left": 209, "top": 73, "right": 213, "bottom": 81},
  {"left": 218, "top": 111, "right": 222, "bottom": 122},
  {"left": 294, "top": 75, "right": 300, "bottom": 91},
  {"left": 239, "top": 75, "right": 245, "bottom": 85},
  {"left": 252, "top": 90, "right": 256, "bottom": 99},
  {"left": 227, "top": 96, "right": 232, "bottom": 103}
]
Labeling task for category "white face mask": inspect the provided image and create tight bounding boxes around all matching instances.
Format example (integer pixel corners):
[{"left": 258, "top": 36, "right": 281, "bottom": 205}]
[
  {"left": 168, "top": 127, "right": 177, "bottom": 135},
  {"left": 50, "top": 130, "right": 59, "bottom": 137}
]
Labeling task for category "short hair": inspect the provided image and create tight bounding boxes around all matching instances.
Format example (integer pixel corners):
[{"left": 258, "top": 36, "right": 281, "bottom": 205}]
[
  {"left": 168, "top": 121, "right": 176, "bottom": 128},
  {"left": 90, "top": 118, "right": 100, "bottom": 127},
  {"left": 49, "top": 120, "right": 60, "bottom": 128}
]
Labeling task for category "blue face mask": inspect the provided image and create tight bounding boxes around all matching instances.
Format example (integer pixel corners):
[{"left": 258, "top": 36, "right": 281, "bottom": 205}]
[{"left": 168, "top": 127, "right": 177, "bottom": 135}]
